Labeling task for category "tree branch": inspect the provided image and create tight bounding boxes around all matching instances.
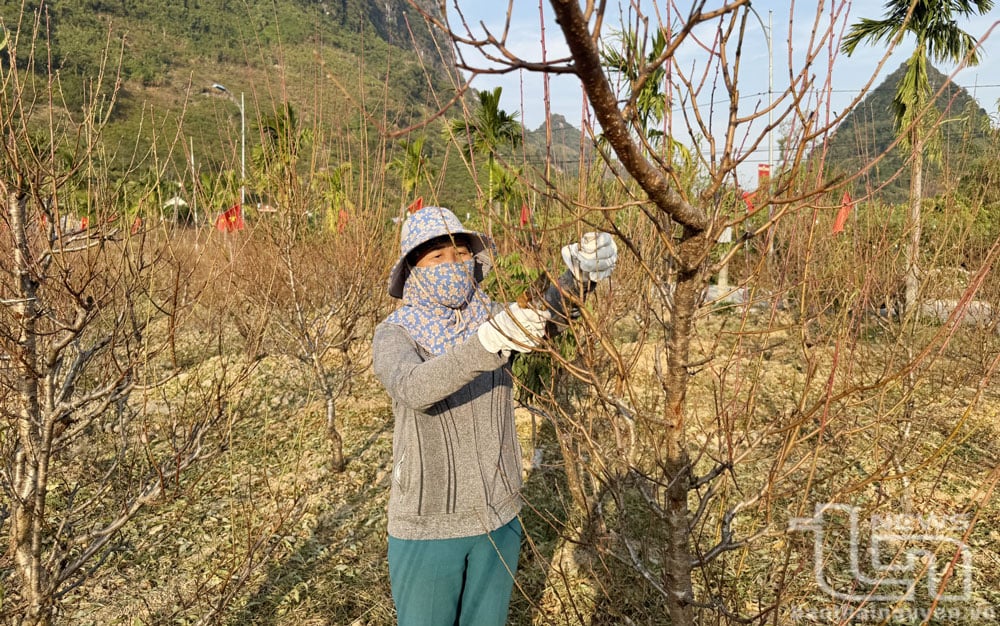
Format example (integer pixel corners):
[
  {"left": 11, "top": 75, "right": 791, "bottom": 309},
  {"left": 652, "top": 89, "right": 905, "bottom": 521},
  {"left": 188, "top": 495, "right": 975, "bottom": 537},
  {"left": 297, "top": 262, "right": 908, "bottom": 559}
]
[{"left": 549, "top": 0, "right": 707, "bottom": 233}]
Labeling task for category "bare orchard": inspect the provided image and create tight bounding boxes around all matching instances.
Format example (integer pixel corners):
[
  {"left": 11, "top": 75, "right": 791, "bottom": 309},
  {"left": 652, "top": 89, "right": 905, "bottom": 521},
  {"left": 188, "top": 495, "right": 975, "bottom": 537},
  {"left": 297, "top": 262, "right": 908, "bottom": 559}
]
[{"left": 3, "top": 1, "right": 1000, "bottom": 624}]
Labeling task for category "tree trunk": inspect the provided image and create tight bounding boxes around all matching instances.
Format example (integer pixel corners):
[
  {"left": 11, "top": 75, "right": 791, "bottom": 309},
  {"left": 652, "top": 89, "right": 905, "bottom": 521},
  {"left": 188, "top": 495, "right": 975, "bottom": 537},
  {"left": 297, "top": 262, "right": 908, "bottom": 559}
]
[
  {"left": 904, "top": 135, "right": 923, "bottom": 315},
  {"left": 717, "top": 257, "right": 729, "bottom": 290},
  {"left": 900, "top": 132, "right": 924, "bottom": 510},
  {"left": 326, "top": 395, "right": 345, "bottom": 472},
  {"left": 9, "top": 193, "right": 54, "bottom": 625},
  {"left": 658, "top": 261, "right": 699, "bottom": 626},
  {"left": 544, "top": 3, "right": 708, "bottom": 621},
  {"left": 486, "top": 154, "right": 495, "bottom": 235},
  {"left": 555, "top": 425, "right": 590, "bottom": 516}
]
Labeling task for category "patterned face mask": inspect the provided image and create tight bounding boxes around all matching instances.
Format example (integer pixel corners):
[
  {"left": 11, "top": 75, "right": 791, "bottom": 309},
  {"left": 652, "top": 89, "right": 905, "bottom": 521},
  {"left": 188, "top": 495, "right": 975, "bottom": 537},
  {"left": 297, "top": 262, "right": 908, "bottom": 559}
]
[
  {"left": 407, "top": 260, "right": 477, "bottom": 309},
  {"left": 385, "top": 259, "right": 492, "bottom": 356}
]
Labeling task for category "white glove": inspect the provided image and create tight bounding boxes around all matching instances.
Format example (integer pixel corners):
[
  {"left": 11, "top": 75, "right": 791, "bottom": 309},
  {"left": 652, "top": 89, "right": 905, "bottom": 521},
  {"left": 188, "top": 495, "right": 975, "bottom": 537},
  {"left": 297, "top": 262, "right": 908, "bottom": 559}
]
[
  {"left": 477, "top": 304, "right": 551, "bottom": 355},
  {"left": 561, "top": 231, "right": 617, "bottom": 282}
]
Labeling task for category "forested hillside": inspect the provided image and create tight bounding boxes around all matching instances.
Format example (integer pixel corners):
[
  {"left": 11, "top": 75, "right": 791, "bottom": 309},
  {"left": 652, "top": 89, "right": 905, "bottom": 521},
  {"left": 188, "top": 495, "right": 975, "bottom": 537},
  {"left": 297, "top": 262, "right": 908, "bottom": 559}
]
[
  {"left": 1, "top": 0, "right": 448, "bottom": 96},
  {"left": 1, "top": 0, "right": 475, "bottom": 205},
  {"left": 824, "top": 62, "right": 993, "bottom": 203}
]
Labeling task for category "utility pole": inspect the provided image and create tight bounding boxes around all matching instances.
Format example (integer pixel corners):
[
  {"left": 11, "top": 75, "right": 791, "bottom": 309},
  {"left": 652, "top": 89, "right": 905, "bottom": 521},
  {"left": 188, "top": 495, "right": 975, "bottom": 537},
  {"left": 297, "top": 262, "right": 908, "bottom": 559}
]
[
  {"left": 211, "top": 83, "right": 246, "bottom": 209},
  {"left": 190, "top": 136, "right": 198, "bottom": 224},
  {"left": 240, "top": 91, "right": 246, "bottom": 209},
  {"left": 749, "top": 7, "right": 775, "bottom": 255}
]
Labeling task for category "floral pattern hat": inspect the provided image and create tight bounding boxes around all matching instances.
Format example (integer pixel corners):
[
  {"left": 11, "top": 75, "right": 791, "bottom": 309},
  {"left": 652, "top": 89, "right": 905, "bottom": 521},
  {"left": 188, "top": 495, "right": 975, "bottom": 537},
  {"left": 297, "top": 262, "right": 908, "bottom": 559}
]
[{"left": 387, "top": 202, "right": 493, "bottom": 299}]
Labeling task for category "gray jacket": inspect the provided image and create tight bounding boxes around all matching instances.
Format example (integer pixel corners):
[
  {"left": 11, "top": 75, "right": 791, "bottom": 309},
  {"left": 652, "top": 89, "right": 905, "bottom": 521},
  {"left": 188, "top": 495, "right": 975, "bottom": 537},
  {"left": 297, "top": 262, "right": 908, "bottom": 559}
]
[
  {"left": 372, "top": 323, "right": 520, "bottom": 540},
  {"left": 373, "top": 271, "right": 587, "bottom": 540}
]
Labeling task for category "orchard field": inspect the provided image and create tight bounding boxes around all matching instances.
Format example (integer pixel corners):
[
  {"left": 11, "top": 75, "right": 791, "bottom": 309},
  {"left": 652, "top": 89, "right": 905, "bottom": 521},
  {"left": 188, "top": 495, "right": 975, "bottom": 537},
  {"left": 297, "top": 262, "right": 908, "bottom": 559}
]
[{"left": 3, "top": 1, "right": 1000, "bottom": 624}]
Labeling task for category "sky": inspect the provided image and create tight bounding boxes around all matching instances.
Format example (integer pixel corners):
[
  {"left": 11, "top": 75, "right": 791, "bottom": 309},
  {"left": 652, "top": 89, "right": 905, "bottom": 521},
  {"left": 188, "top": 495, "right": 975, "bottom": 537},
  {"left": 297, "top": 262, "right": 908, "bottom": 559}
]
[{"left": 451, "top": 1, "right": 1000, "bottom": 186}]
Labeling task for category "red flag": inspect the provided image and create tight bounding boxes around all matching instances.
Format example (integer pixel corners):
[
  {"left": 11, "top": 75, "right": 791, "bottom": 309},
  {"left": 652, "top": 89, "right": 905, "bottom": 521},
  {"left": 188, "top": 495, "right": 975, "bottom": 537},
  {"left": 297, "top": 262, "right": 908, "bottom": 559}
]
[
  {"left": 742, "top": 190, "right": 757, "bottom": 213},
  {"left": 407, "top": 197, "right": 424, "bottom": 214},
  {"left": 80, "top": 216, "right": 89, "bottom": 230},
  {"left": 131, "top": 216, "right": 142, "bottom": 234},
  {"left": 832, "top": 191, "right": 853, "bottom": 235},
  {"left": 215, "top": 204, "right": 244, "bottom": 232},
  {"left": 519, "top": 203, "right": 530, "bottom": 227}
]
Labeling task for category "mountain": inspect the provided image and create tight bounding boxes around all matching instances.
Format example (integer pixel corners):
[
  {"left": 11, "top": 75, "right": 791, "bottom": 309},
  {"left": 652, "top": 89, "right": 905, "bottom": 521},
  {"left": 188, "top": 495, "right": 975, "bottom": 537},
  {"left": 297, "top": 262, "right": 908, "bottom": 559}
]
[
  {"left": 1, "top": 1, "right": 605, "bottom": 215},
  {"left": 824, "top": 62, "right": 993, "bottom": 204},
  {"left": 0, "top": 0, "right": 459, "bottom": 185},
  {"left": 523, "top": 114, "right": 591, "bottom": 177}
]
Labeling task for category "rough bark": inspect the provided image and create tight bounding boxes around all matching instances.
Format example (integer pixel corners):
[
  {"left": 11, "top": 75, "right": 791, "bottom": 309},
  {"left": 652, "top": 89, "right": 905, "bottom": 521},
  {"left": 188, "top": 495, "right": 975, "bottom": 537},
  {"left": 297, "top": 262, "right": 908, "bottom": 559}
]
[
  {"left": 904, "top": 134, "right": 924, "bottom": 315},
  {"left": 659, "top": 266, "right": 701, "bottom": 624},
  {"left": 327, "top": 394, "right": 346, "bottom": 472},
  {"left": 549, "top": 0, "right": 707, "bottom": 233},
  {"left": 547, "top": 3, "right": 711, "bottom": 623},
  {"left": 9, "top": 192, "right": 54, "bottom": 625}
]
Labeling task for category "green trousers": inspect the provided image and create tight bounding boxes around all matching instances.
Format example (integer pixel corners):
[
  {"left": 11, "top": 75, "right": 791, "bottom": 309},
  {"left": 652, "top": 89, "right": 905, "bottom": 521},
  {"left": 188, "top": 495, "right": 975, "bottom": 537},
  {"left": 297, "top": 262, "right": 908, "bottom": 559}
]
[{"left": 388, "top": 517, "right": 522, "bottom": 626}]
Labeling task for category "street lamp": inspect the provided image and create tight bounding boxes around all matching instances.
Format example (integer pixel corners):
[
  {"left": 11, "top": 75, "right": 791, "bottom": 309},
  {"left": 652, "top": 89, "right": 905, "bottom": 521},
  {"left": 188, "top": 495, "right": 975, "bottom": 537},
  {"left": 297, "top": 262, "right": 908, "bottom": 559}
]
[
  {"left": 212, "top": 83, "right": 246, "bottom": 209},
  {"left": 766, "top": 10, "right": 773, "bottom": 178},
  {"left": 747, "top": 7, "right": 774, "bottom": 253}
]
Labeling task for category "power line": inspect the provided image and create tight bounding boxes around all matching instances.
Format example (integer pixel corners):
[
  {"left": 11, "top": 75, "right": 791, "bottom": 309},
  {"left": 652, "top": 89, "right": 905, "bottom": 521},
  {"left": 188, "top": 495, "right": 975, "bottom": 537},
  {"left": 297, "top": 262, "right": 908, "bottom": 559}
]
[{"left": 525, "top": 83, "right": 1000, "bottom": 128}]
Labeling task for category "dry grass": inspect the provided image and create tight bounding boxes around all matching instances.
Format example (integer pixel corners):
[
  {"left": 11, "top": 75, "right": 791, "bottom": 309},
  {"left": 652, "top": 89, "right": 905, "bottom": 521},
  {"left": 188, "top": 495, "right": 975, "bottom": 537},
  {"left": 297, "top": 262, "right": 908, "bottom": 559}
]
[
  {"left": 8, "top": 222, "right": 997, "bottom": 625},
  {"left": 58, "top": 311, "right": 997, "bottom": 625}
]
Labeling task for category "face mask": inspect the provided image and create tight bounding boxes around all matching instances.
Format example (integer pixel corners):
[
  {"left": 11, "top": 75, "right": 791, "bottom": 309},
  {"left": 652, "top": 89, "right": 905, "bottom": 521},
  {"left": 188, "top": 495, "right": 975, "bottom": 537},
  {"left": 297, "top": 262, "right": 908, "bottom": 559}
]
[{"left": 407, "top": 260, "right": 477, "bottom": 309}]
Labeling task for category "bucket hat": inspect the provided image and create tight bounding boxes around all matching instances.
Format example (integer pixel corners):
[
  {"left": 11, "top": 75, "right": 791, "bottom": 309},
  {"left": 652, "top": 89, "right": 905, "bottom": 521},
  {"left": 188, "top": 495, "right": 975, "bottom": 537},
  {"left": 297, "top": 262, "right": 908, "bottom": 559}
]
[{"left": 388, "top": 205, "right": 493, "bottom": 299}]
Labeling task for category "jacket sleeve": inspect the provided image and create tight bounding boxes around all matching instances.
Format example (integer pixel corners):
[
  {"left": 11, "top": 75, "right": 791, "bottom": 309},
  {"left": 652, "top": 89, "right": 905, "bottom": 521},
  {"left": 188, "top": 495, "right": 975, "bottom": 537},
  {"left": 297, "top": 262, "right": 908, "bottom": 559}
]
[{"left": 372, "top": 323, "right": 507, "bottom": 412}]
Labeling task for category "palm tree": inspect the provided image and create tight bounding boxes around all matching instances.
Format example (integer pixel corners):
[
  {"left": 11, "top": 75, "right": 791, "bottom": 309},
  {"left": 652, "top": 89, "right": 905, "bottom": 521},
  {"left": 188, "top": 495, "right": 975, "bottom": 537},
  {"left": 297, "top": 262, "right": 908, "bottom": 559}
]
[
  {"left": 254, "top": 103, "right": 312, "bottom": 187},
  {"left": 602, "top": 28, "right": 669, "bottom": 142},
  {"left": 841, "top": 0, "right": 993, "bottom": 314},
  {"left": 315, "top": 162, "right": 353, "bottom": 233},
  {"left": 449, "top": 87, "right": 522, "bottom": 225},
  {"left": 389, "top": 135, "right": 435, "bottom": 197},
  {"left": 601, "top": 27, "right": 693, "bottom": 168},
  {"left": 489, "top": 160, "right": 523, "bottom": 221}
]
